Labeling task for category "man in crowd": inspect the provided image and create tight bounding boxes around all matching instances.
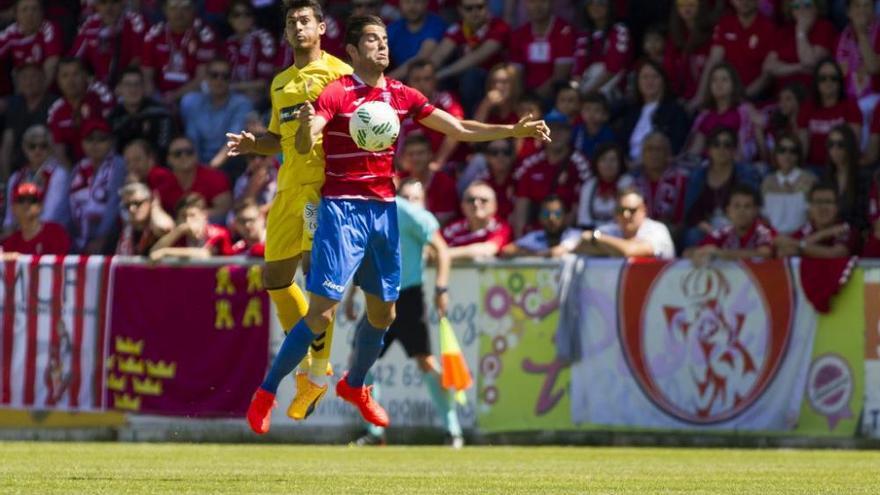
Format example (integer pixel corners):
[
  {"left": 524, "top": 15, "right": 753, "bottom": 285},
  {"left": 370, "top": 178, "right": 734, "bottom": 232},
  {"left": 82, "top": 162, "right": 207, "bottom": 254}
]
[
  {"left": 575, "top": 187, "right": 675, "bottom": 259},
  {"left": 387, "top": 0, "right": 446, "bottom": 80},
  {"left": 399, "top": 134, "right": 459, "bottom": 225},
  {"left": 71, "top": 0, "right": 147, "bottom": 86},
  {"left": 115, "top": 181, "right": 174, "bottom": 256},
  {"left": 149, "top": 193, "right": 233, "bottom": 260},
  {"left": 685, "top": 184, "right": 776, "bottom": 265},
  {"left": 775, "top": 183, "right": 858, "bottom": 258},
  {"left": 501, "top": 195, "right": 581, "bottom": 258},
  {"left": 0, "top": 182, "right": 70, "bottom": 255},
  {"left": 228, "top": 198, "right": 266, "bottom": 257},
  {"left": 108, "top": 67, "right": 176, "bottom": 155},
  {"left": 155, "top": 136, "right": 232, "bottom": 224},
  {"left": 442, "top": 181, "right": 513, "bottom": 261}
]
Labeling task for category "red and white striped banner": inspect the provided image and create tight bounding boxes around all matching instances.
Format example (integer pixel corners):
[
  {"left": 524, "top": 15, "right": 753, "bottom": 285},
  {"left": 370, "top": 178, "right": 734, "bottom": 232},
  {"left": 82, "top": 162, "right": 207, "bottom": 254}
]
[{"left": 0, "top": 255, "right": 113, "bottom": 411}]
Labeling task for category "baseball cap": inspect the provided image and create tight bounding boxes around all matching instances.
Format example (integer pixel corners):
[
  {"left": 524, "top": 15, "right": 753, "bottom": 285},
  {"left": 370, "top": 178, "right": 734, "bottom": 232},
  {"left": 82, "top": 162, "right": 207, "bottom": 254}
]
[
  {"left": 80, "top": 119, "right": 112, "bottom": 140},
  {"left": 12, "top": 182, "right": 43, "bottom": 203}
]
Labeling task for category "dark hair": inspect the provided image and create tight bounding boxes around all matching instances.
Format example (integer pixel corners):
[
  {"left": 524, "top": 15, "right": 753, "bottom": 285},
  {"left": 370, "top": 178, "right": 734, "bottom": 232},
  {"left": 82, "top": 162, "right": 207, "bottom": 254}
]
[
  {"left": 233, "top": 197, "right": 259, "bottom": 216},
  {"left": 727, "top": 183, "right": 762, "bottom": 208},
  {"left": 175, "top": 193, "right": 206, "bottom": 217},
  {"left": 783, "top": 0, "right": 827, "bottom": 20},
  {"left": 581, "top": 91, "right": 610, "bottom": 114},
  {"left": 668, "top": 0, "right": 715, "bottom": 53},
  {"left": 57, "top": 56, "right": 85, "bottom": 72},
  {"left": 541, "top": 194, "right": 566, "bottom": 211},
  {"left": 407, "top": 59, "right": 436, "bottom": 78},
  {"left": 812, "top": 57, "right": 846, "bottom": 105},
  {"left": 823, "top": 123, "right": 859, "bottom": 211},
  {"left": 403, "top": 133, "right": 431, "bottom": 150},
  {"left": 119, "top": 66, "right": 144, "bottom": 81},
  {"left": 769, "top": 82, "right": 807, "bottom": 130},
  {"left": 168, "top": 135, "right": 193, "bottom": 150},
  {"left": 124, "top": 138, "right": 156, "bottom": 157},
  {"left": 702, "top": 62, "right": 745, "bottom": 110},
  {"left": 774, "top": 131, "right": 804, "bottom": 164},
  {"left": 591, "top": 142, "right": 625, "bottom": 179},
  {"left": 345, "top": 15, "right": 385, "bottom": 50},
  {"left": 634, "top": 59, "right": 670, "bottom": 105},
  {"left": 706, "top": 126, "right": 738, "bottom": 147},
  {"left": 584, "top": 0, "right": 616, "bottom": 31},
  {"left": 228, "top": 0, "right": 253, "bottom": 16},
  {"left": 283, "top": 0, "right": 324, "bottom": 21},
  {"left": 808, "top": 182, "right": 839, "bottom": 202},
  {"left": 553, "top": 80, "right": 579, "bottom": 99}
]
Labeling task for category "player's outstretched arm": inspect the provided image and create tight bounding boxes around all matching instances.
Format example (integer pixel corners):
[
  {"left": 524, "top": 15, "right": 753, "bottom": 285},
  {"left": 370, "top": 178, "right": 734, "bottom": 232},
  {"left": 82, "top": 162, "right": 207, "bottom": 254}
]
[
  {"left": 420, "top": 109, "right": 551, "bottom": 143},
  {"left": 225, "top": 131, "right": 282, "bottom": 157}
]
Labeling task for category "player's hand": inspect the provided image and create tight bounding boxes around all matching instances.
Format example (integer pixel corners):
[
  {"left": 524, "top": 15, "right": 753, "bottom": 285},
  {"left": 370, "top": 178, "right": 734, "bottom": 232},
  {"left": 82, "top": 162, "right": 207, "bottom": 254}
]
[
  {"left": 435, "top": 291, "right": 449, "bottom": 318},
  {"left": 513, "top": 113, "right": 551, "bottom": 143},
  {"left": 296, "top": 101, "right": 315, "bottom": 124},
  {"left": 226, "top": 131, "right": 256, "bottom": 156}
]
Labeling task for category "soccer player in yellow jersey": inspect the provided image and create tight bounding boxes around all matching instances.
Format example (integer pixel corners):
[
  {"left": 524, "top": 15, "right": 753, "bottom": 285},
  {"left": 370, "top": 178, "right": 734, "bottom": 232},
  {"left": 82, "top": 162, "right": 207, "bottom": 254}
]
[{"left": 226, "top": 0, "right": 351, "bottom": 420}]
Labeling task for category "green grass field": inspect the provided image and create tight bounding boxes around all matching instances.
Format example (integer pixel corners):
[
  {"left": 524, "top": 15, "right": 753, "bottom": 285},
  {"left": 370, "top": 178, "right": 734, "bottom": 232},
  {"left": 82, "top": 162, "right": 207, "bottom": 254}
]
[{"left": 1, "top": 442, "right": 879, "bottom": 494}]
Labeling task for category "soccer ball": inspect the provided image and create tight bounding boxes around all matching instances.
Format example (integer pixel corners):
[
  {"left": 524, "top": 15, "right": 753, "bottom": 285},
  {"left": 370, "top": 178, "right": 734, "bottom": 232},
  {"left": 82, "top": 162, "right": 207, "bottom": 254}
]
[{"left": 349, "top": 101, "right": 400, "bottom": 152}]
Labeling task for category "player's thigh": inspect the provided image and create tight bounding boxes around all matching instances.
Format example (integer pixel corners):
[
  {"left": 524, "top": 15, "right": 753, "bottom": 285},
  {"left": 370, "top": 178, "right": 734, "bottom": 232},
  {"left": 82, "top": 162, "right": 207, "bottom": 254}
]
[
  {"left": 297, "top": 184, "right": 322, "bottom": 257},
  {"left": 358, "top": 201, "right": 401, "bottom": 303},
  {"left": 305, "top": 199, "right": 368, "bottom": 301},
  {"left": 265, "top": 189, "right": 307, "bottom": 264},
  {"left": 364, "top": 292, "right": 396, "bottom": 329}
]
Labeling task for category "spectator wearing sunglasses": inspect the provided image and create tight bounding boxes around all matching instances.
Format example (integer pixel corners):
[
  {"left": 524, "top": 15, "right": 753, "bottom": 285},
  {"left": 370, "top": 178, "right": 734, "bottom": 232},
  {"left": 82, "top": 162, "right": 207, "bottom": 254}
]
[
  {"left": 574, "top": 141, "right": 631, "bottom": 231},
  {"left": 824, "top": 123, "right": 868, "bottom": 232},
  {"left": 468, "top": 138, "right": 517, "bottom": 222},
  {"left": 761, "top": 131, "right": 817, "bottom": 234},
  {"left": 685, "top": 184, "right": 775, "bottom": 265},
  {"left": 0, "top": 182, "right": 70, "bottom": 256},
  {"left": 154, "top": 135, "right": 232, "bottom": 224},
  {"left": 0, "top": 64, "right": 55, "bottom": 177},
  {"left": 225, "top": 0, "right": 276, "bottom": 105},
  {"left": 115, "top": 181, "right": 174, "bottom": 256},
  {"left": 501, "top": 195, "right": 581, "bottom": 258},
  {"left": 575, "top": 187, "right": 674, "bottom": 259},
  {"left": 180, "top": 57, "right": 253, "bottom": 170},
  {"left": 797, "top": 58, "right": 862, "bottom": 168},
  {"left": 398, "top": 134, "right": 459, "bottom": 226},
  {"left": 69, "top": 119, "right": 127, "bottom": 254},
  {"left": 776, "top": 183, "right": 858, "bottom": 258},
  {"left": 683, "top": 127, "right": 761, "bottom": 248},
  {"left": 3, "top": 125, "right": 69, "bottom": 234},
  {"left": 630, "top": 132, "right": 688, "bottom": 242},
  {"left": 441, "top": 181, "right": 512, "bottom": 261},
  {"left": 763, "top": 0, "right": 837, "bottom": 95}
]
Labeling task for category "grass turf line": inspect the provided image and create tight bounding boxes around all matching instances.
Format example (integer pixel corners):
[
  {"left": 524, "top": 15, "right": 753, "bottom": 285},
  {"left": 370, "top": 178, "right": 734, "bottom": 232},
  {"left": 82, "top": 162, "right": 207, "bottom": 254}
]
[{"left": 1, "top": 442, "right": 878, "bottom": 494}]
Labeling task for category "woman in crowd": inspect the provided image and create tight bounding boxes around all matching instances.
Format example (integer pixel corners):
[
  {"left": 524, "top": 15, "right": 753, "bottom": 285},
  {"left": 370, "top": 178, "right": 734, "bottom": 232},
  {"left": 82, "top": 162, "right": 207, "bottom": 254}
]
[
  {"left": 225, "top": 0, "right": 277, "bottom": 106},
  {"left": 473, "top": 63, "right": 522, "bottom": 127},
  {"left": 761, "top": 131, "right": 817, "bottom": 234},
  {"left": 664, "top": 0, "right": 715, "bottom": 103},
  {"left": 576, "top": 142, "right": 633, "bottom": 229},
  {"left": 573, "top": 0, "right": 632, "bottom": 98},
  {"left": 764, "top": 0, "right": 838, "bottom": 94},
  {"left": 824, "top": 123, "right": 867, "bottom": 231}
]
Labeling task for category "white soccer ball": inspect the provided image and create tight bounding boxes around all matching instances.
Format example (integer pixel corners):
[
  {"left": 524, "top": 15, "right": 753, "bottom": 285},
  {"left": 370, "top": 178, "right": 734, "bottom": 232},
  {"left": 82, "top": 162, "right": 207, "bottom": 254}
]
[{"left": 349, "top": 101, "right": 400, "bottom": 152}]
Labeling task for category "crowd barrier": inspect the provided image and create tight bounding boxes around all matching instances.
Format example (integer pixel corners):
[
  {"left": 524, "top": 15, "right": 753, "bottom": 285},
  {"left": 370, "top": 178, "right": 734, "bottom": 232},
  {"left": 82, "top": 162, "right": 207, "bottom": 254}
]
[{"left": 1, "top": 255, "right": 879, "bottom": 440}]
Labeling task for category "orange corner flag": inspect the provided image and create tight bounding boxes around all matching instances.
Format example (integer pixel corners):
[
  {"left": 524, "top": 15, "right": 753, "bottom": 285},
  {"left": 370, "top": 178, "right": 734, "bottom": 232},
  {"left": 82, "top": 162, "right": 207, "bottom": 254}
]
[{"left": 439, "top": 317, "right": 473, "bottom": 394}]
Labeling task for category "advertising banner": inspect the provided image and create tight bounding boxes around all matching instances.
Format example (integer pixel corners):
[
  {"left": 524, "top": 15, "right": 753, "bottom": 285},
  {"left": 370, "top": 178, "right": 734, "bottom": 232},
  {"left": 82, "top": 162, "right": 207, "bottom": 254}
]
[
  {"left": 105, "top": 264, "right": 269, "bottom": 417},
  {"left": 0, "top": 256, "right": 112, "bottom": 412}
]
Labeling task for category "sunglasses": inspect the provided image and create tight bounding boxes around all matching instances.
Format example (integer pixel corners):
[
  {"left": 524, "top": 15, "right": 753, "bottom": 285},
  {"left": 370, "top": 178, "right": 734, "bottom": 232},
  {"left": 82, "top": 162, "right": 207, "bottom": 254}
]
[
  {"left": 826, "top": 139, "right": 846, "bottom": 149},
  {"left": 775, "top": 145, "right": 799, "bottom": 155},
  {"left": 122, "top": 199, "right": 148, "bottom": 209},
  {"left": 615, "top": 206, "right": 640, "bottom": 216},
  {"left": 790, "top": 0, "right": 813, "bottom": 8},
  {"left": 461, "top": 3, "right": 486, "bottom": 12},
  {"left": 170, "top": 148, "right": 195, "bottom": 158},
  {"left": 209, "top": 71, "right": 230, "bottom": 80},
  {"left": 540, "top": 210, "right": 564, "bottom": 219},
  {"left": 487, "top": 148, "right": 512, "bottom": 157},
  {"left": 818, "top": 74, "right": 840, "bottom": 83},
  {"left": 25, "top": 142, "right": 49, "bottom": 151},
  {"left": 353, "top": 1, "right": 380, "bottom": 8},
  {"left": 14, "top": 196, "right": 40, "bottom": 205},
  {"left": 810, "top": 198, "right": 837, "bottom": 206},
  {"left": 710, "top": 140, "right": 736, "bottom": 149},
  {"left": 464, "top": 196, "right": 491, "bottom": 205},
  {"left": 85, "top": 134, "right": 110, "bottom": 142},
  {"left": 230, "top": 10, "right": 252, "bottom": 18}
]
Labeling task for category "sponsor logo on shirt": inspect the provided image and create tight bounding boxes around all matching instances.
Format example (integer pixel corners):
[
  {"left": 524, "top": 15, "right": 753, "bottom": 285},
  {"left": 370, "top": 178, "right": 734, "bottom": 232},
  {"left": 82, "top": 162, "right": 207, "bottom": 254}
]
[{"left": 279, "top": 103, "right": 304, "bottom": 123}]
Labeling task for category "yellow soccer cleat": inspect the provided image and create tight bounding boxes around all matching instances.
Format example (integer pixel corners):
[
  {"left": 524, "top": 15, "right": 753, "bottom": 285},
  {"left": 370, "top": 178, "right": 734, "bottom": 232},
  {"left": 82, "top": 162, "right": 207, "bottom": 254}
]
[{"left": 287, "top": 364, "right": 334, "bottom": 420}]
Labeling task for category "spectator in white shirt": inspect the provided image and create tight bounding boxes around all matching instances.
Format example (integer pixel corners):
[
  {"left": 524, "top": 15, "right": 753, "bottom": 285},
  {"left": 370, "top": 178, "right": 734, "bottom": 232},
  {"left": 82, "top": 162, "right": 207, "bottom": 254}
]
[
  {"left": 575, "top": 187, "right": 675, "bottom": 259},
  {"left": 501, "top": 195, "right": 581, "bottom": 258},
  {"left": 761, "top": 132, "right": 816, "bottom": 234}
]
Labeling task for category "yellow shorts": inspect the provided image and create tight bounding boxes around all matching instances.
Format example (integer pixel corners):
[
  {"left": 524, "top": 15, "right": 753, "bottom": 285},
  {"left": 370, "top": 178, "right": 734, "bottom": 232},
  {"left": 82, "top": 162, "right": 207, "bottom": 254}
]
[{"left": 264, "top": 184, "right": 321, "bottom": 262}]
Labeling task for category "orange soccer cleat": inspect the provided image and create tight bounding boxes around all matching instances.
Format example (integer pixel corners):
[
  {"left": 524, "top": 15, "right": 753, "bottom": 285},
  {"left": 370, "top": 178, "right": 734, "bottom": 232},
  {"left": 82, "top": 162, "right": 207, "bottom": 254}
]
[
  {"left": 246, "top": 388, "right": 276, "bottom": 435},
  {"left": 335, "top": 372, "right": 389, "bottom": 427}
]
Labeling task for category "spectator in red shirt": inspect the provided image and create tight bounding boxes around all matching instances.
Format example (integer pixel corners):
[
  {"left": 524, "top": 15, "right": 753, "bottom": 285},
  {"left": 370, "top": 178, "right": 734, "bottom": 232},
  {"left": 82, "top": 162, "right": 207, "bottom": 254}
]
[
  {"left": 122, "top": 139, "right": 177, "bottom": 195},
  {"left": 141, "top": 0, "right": 219, "bottom": 104},
  {"left": 70, "top": 0, "right": 148, "bottom": 86},
  {"left": 685, "top": 184, "right": 775, "bottom": 264},
  {"left": 399, "top": 134, "right": 459, "bottom": 225},
  {"left": 431, "top": 0, "right": 510, "bottom": 113},
  {"left": 865, "top": 104, "right": 880, "bottom": 166},
  {"left": 231, "top": 153, "right": 277, "bottom": 219},
  {"left": 763, "top": 0, "right": 837, "bottom": 95},
  {"left": 402, "top": 60, "right": 465, "bottom": 172},
  {"left": 473, "top": 63, "right": 522, "bottom": 128},
  {"left": 108, "top": 67, "right": 176, "bottom": 156},
  {"left": 797, "top": 58, "right": 863, "bottom": 167},
  {"left": 156, "top": 136, "right": 232, "bottom": 224},
  {"left": 46, "top": 57, "right": 114, "bottom": 165},
  {"left": 835, "top": 0, "right": 880, "bottom": 103},
  {"left": 229, "top": 198, "right": 266, "bottom": 258},
  {"left": 150, "top": 192, "right": 234, "bottom": 260},
  {"left": 687, "top": 62, "right": 766, "bottom": 162},
  {"left": 0, "top": 63, "right": 56, "bottom": 176},
  {"left": 823, "top": 123, "right": 867, "bottom": 231},
  {"left": 697, "top": 0, "right": 775, "bottom": 105},
  {"left": 509, "top": 0, "right": 576, "bottom": 100},
  {"left": 0, "top": 182, "right": 70, "bottom": 256},
  {"left": 764, "top": 82, "right": 806, "bottom": 153},
  {"left": 664, "top": 0, "right": 714, "bottom": 101},
  {"left": 0, "top": 0, "right": 62, "bottom": 96},
  {"left": 574, "top": 0, "right": 633, "bottom": 97},
  {"left": 115, "top": 181, "right": 174, "bottom": 256},
  {"left": 442, "top": 181, "right": 512, "bottom": 260},
  {"left": 470, "top": 138, "right": 517, "bottom": 223},
  {"left": 776, "top": 183, "right": 857, "bottom": 258},
  {"left": 225, "top": 0, "right": 276, "bottom": 105},
  {"left": 631, "top": 132, "right": 689, "bottom": 236}
]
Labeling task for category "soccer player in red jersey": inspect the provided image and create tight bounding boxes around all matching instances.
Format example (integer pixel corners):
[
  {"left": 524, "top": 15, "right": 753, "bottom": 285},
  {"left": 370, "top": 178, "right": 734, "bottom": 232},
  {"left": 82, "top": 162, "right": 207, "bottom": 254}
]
[{"left": 245, "top": 15, "right": 549, "bottom": 434}]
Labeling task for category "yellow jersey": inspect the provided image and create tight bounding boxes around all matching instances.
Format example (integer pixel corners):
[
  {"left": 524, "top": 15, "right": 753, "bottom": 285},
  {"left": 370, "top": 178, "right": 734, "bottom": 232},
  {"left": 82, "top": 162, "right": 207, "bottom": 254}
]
[{"left": 268, "top": 51, "right": 352, "bottom": 191}]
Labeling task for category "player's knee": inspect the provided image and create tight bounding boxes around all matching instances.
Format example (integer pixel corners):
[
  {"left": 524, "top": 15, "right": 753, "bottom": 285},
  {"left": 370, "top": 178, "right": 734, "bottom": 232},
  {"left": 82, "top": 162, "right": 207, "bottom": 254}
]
[
  {"left": 367, "top": 306, "right": 396, "bottom": 329},
  {"left": 263, "top": 258, "right": 298, "bottom": 290}
]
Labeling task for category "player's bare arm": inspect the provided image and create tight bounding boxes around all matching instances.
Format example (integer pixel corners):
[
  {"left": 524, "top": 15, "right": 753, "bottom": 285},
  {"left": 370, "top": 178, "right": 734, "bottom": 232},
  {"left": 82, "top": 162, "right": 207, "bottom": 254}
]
[
  {"left": 225, "top": 131, "right": 282, "bottom": 157},
  {"left": 294, "top": 102, "right": 327, "bottom": 155},
  {"left": 427, "top": 231, "right": 451, "bottom": 317},
  {"left": 420, "top": 109, "right": 551, "bottom": 143}
]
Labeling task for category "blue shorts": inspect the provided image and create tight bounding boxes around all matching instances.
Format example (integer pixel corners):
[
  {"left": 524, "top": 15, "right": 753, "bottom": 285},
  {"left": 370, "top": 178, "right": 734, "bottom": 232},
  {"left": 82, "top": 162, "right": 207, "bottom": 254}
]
[{"left": 306, "top": 198, "right": 401, "bottom": 302}]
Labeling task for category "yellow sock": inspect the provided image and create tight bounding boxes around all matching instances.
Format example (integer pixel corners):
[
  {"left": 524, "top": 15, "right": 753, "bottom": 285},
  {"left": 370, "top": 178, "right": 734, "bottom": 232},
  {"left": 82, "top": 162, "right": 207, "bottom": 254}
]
[
  {"left": 308, "top": 316, "right": 335, "bottom": 386},
  {"left": 268, "top": 284, "right": 311, "bottom": 373}
]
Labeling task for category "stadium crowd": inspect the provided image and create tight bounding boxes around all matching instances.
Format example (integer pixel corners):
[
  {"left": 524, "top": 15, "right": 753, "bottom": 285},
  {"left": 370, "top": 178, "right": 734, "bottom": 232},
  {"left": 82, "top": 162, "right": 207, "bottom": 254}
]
[{"left": 1, "top": 0, "right": 879, "bottom": 262}]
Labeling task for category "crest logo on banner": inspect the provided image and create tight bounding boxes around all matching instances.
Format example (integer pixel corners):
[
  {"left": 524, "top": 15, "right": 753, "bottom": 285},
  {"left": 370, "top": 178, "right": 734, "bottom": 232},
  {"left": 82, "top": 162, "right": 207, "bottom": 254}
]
[{"left": 619, "top": 261, "right": 795, "bottom": 424}]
